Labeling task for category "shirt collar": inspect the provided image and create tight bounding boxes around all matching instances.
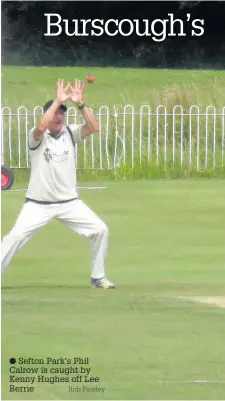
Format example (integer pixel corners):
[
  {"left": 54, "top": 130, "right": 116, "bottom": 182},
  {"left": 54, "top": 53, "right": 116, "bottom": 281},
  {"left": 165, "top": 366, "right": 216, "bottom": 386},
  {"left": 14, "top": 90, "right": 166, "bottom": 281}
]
[{"left": 46, "top": 126, "right": 66, "bottom": 138}]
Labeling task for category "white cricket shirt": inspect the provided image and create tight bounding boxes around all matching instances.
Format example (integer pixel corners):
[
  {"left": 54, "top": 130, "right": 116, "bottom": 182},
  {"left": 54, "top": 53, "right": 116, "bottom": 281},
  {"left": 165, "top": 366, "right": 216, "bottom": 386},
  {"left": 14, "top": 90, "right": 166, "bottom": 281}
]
[{"left": 26, "top": 124, "right": 83, "bottom": 202}]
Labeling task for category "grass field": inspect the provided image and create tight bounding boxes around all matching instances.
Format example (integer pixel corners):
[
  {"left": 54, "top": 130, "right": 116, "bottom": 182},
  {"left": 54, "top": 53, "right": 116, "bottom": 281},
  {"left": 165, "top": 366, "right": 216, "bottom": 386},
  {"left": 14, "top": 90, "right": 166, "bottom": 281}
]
[
  {"left": 2, "top": 66, "right": 225, "bottom": 110},
  {"left": 1, "top": 180, "right": 225, "bottom": 400}
]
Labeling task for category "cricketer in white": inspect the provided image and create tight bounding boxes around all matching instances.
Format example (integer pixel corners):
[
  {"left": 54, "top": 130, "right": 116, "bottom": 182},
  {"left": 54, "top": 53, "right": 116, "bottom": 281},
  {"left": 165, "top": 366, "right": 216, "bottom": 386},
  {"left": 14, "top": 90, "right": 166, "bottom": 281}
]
[{"left": 1, "top": 79, "right": 115, "bottom": 289}]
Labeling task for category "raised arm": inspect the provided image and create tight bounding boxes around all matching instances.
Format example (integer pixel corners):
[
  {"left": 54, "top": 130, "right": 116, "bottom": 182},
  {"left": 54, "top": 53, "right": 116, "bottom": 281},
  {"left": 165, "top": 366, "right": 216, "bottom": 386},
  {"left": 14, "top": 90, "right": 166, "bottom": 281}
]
[
  {"left": 33, "top": 79, "right": 71, "bottom": 141},
  {"left": 69, "top": 79, "right": 99, "bottom": 138}
]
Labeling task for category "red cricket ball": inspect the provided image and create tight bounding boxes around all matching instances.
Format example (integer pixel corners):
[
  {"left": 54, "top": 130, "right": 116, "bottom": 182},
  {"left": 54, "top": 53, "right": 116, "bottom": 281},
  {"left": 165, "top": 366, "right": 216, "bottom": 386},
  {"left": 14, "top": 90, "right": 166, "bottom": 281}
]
[{"left": 86, "top": 74, "right": 95, "bottom": 83}]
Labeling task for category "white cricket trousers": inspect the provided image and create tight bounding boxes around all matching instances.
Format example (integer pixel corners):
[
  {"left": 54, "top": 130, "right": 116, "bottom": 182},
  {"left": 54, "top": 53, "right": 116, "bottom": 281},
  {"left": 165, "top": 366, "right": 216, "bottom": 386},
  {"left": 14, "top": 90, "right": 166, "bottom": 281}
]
[{"left": 1, "top": 199, "right": 108, "bottom": 279}]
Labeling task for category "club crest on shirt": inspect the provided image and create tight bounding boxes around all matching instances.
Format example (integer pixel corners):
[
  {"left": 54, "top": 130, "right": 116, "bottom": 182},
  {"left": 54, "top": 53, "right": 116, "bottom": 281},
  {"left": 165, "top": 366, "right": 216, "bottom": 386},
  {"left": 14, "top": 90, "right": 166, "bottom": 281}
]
[{"left": 44, "top": 147, "right": 69, "bottom": 163}]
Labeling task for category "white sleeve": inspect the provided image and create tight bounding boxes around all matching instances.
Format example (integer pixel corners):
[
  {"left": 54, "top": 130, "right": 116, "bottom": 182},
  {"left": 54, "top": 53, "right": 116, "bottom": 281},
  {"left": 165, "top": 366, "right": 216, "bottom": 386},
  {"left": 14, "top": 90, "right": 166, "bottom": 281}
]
[
  {"left": 68, "top": 124, "right": 83, "bottom": 143},
  {"left": 28, "top": 127, "right": 42, "bottom": 150}
]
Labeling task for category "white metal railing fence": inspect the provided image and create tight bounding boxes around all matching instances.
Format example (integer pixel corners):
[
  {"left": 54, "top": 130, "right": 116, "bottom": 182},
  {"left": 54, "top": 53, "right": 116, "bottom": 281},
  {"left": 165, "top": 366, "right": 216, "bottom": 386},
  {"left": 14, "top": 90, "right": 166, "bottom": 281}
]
[{"left": 1, "top": 105, "right": 225, "bottom": 170}]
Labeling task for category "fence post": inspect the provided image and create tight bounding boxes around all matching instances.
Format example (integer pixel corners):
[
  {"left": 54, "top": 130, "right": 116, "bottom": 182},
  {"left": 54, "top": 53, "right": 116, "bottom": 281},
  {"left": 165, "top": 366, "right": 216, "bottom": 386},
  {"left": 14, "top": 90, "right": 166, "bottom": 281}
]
[
  {"left": 99, "top": 105, "right": 110, "bottom": 169},
  {"left": 205, "top": 105, "right": 216, "bottom": 169},
  {"left": 222, "top": 107, "right": 225, "bottom": 168},
  {"left": 156, "top": 105, "right": 167, "bottom": 166},
  {"left": 140, "top": 105, "right": 151, "bottom": 165},
  {"left": 122, "top": 105, "right": 135, "bottom": 168},
  {"left": 113, "top": 105, "right": 119, "bottom": 169}
]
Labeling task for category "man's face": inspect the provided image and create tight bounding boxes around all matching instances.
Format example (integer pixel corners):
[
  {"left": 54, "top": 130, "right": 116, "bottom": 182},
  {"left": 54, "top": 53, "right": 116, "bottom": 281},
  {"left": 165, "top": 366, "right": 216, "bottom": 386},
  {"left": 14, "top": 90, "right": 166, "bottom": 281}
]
[{"left": 48, "top": 109, "right": 65, "bottom": 134}]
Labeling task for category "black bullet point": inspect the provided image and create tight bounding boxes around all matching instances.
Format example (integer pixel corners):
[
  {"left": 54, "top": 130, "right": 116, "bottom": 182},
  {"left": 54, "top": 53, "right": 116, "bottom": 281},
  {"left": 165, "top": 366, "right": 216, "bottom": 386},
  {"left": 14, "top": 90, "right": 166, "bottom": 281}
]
[{"left": 9, "top": 358, "right": 16, "bottom": 364}]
